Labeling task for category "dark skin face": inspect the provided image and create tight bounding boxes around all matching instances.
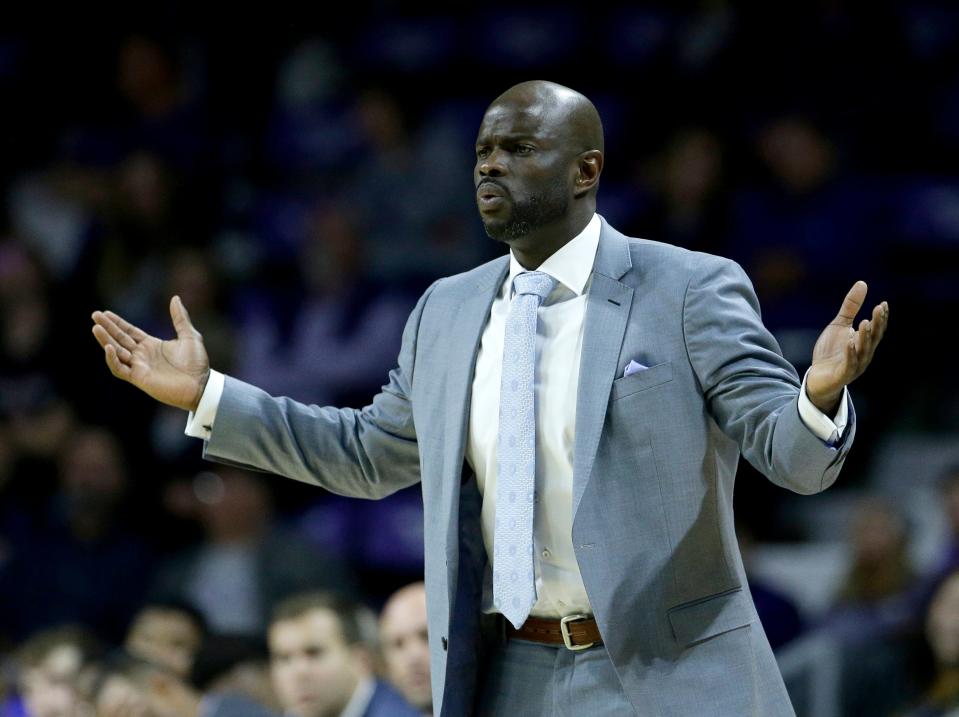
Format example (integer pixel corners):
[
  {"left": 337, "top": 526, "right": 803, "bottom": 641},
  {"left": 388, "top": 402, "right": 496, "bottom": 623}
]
[{"left": 474, "top": 81, "right": 604, "bottom": 269}]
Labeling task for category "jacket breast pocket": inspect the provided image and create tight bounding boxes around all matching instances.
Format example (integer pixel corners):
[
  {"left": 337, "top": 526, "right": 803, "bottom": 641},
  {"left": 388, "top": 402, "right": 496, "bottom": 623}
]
[
  {"left": 666, "top": 587, "right": 755, "bottom": 648},
  {"left": 609, "top": 360, "right": 674, "bottom": 401}
]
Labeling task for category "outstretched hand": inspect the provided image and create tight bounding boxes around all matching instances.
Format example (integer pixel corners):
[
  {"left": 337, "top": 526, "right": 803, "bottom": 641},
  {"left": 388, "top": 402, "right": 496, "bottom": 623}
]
[
  {"left": 91, "top": 296, "right": 210, "bottom": 412},
  {"left": 806, "top": 280, "right": 889, "bottom": 415}
]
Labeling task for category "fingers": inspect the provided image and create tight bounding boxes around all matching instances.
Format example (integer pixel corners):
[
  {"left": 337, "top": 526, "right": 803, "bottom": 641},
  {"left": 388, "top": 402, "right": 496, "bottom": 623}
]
[
  {"left": 833, "top": 280, "right": 868, "bottom": 327},
  {"left": 866, "top": 301, "right": 889, "bottom": 356},
  {"left": 92, "top": 325, "right": 133, "bottom": 364},
  {"left": 92, "top": 311, "right": 139, "bottom": 352},
  {"left": 874, "top": 301, "right": 890, "bottom": 343},
  {"left": 104, "top": 344, "right": 133, "bottom": 380},
  {"left": 851, "top": 300, "right": 889, "bottom": 370},
  {"left": 99, "top": 310, "right": 148, "bottom": 343},
  {"left": 838, "top": 330, "right": 859, "bottom": 383},
  {"left": 856, "top": 318, "right": 872, "bottom": 358},
  {"left": 91, "top": 311, "right": 140, "bottom": 382},
  {"left": 169, "top": 295, "right": 198, "bottom": 338}
]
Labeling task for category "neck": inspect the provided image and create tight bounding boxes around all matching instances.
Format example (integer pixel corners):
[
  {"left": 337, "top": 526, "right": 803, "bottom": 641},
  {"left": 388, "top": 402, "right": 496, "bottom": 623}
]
[{"left": 507, "top": 207, "right": 594, "bottom": 270}]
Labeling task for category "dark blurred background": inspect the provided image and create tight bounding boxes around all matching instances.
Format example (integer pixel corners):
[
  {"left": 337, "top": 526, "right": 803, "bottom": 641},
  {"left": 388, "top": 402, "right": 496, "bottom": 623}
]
[{"left": 0, "top": 2, "right": 958, "bottom": 716}]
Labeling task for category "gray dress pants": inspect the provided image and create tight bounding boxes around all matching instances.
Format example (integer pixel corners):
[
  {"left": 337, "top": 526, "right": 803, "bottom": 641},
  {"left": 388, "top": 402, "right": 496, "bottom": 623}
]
[{"left": 476, "top": 637, "right": 639, "bottom": 717}]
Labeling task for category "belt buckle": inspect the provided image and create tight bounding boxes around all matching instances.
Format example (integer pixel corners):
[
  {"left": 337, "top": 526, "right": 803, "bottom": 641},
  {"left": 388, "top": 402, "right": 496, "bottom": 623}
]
[{"left": 560, "top": 613, "right": 594, "bottom": 651}]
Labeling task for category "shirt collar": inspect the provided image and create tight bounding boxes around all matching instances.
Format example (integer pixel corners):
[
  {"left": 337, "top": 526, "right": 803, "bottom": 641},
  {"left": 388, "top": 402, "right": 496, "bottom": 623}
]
[
  {"left": 338, "top": 676, "right": 375, "bottom": 717},
  {"left": 507, "top": 212, "right": 601, "bottom": 297}
]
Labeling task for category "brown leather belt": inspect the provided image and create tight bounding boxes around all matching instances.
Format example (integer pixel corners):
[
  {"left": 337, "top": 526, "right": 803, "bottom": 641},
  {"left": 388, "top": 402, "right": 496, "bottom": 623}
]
[{"left": 506, "top": 614, "right": 603, "bottom": 650}]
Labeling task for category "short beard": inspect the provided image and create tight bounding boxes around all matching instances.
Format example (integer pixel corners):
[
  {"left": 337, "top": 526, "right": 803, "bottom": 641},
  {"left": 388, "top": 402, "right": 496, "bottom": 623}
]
[{"left": 483, "top": 180, "right": 569, "bottom": 241}]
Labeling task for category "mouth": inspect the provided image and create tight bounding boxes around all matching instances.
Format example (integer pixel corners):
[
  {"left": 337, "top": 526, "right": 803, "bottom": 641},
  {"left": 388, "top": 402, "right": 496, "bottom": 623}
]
[
  {"left": 477, "top": 182, "right": 507, "bottom": 199},
  {"left": 478, "top": 196, "right": 506, "bottom": 212},
  {"left": 477, "top": 182, "right": 509, "bottom": 212}
]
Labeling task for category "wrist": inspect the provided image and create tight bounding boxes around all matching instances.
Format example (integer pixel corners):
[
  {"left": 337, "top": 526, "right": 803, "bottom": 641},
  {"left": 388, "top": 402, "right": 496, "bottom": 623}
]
[
  {"left": 192, "top": 369, "right": 210, "bottom": 413},
  {"left": 807, "top": 386, "right": 843, "bottom": 416}
]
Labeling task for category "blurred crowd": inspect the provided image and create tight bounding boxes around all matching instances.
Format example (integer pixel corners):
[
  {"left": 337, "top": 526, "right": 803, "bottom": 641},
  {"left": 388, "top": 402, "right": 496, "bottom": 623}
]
[
  {"left": 0, "top": 3, "right": 958, "bottom": 716},
  {"left": 3, "top": 583, "right": 432, "bottom": 717}
]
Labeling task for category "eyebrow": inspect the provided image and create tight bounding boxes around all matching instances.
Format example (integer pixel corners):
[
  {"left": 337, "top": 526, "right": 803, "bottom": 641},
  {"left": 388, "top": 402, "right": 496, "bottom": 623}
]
[{"left": 475, "top": 134, "right": 540, "bottom": 145}]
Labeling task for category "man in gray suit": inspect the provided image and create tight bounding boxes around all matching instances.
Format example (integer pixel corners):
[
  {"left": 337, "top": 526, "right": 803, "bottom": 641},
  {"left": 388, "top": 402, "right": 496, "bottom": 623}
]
[{"left": 92, "top": 80, "right": 889, "bottom": 716}]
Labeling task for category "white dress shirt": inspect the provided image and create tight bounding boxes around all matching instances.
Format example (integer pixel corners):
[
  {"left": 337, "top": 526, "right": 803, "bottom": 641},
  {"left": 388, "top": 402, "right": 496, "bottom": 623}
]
[
  {"left": 187, "top": 213, "right": 849, "bottom": 619},
  {"left": 467, "top": 214, "right": 600, "bottom": 617}
]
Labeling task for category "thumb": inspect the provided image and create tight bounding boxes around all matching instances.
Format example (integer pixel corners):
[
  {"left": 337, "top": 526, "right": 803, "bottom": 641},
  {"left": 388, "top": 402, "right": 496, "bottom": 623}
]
[
  {"left": 832, "top": 280, "right": 867, "bottom": 327},
  {"left": 169, "top": 295, "right": 197, "bottom": 338}
]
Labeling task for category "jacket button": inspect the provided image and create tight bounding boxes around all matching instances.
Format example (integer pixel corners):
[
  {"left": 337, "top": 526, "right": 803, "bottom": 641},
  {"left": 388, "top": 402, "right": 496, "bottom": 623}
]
[{"left": 441, "top": 636, "right": 448, "bottom": 651}]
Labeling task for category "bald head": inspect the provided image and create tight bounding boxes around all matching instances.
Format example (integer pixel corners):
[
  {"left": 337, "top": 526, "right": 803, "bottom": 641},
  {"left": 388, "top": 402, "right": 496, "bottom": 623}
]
[
  {"left": 488, "top": 80, "right": 604, "bottom": 155},
  {"left": 379, "top": 582, "right": 431, "bottom": 711},
  {"left": 474, "top": 81, "right": 605, "bottom": 263}
]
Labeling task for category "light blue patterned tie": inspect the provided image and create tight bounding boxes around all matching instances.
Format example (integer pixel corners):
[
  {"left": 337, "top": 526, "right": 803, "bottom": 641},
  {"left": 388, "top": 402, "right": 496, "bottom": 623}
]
[{"left": 493, "top": 270, "right": 556, "bottom": 629}]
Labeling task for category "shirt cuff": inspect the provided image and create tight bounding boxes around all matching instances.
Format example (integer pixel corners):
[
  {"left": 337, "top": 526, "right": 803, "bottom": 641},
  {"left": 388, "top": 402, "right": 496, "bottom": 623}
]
[
  {"left": 184, "top": 369, "right": 225, "bottom": 440},
  {"left": 797, "top": 367, "right": 849, "bottom": 447}
]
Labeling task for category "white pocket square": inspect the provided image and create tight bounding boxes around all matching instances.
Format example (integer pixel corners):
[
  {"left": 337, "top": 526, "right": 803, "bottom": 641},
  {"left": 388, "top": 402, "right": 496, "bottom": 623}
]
[{"left": 623, "top": 359, "right": 649, "bottom": 378}]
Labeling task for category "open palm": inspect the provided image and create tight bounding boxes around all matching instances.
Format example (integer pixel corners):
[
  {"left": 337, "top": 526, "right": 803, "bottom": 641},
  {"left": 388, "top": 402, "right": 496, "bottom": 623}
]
[
  {"left": 92, "top": 296, "right": 210, "bottom": 412},
  {"left": 806, "top": 280, "right": 889, "bottom": 412}
]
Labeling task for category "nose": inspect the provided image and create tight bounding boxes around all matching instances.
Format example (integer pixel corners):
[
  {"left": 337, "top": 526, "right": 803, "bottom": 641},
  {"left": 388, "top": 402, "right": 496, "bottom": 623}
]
[
  {"left": 289, "top": 658, "right": 313, "bottom": 681},
  {"left": 478, "top": 151, "right": 506, "bottom": 178}
]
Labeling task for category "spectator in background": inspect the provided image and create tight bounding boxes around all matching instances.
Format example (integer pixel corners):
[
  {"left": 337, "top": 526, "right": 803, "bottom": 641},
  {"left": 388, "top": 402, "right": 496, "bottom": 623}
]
[
  {"left": 7, "top": 168, "right": 104, "bottom": 288},
  {"left": 93, "top": 651, "right": 273, "bottom": 717},
  {"left": 114, "top": 33, "right": 210, "bottom": 177},
  {"left": 925, "top": 465, "right": 959, "bottom": 596},
  {"left": 268, "top": 592, "right": 418, "bottom": 717},
  {"left": 627, "top": 127, "right": 730, "bottom": 255},
  {"left": 235, "top": 202, "right": 413, "bottom": 408},
  {"left": 192, "top": 635, "right": 281, "bottom": 715},
  {"left": 735, "top": 522, "right": 805, "bottom": 651},
  {"left": 87, "top": 151, "right": 185, "bottom": 326},
  {"left": 297, "top": 481, "right": 425, "bottom": 604},
  {"left": 818, "top": 496, "right": 924, "bottom": 717},
  {"left": 902, "top": 570, "right": 959, "bottom": 717},
  {"left": 0, "top": 242, "right": 74, "bottom": 505},
  {"left": 265, "top": 38, "right": 358, "bottom": 180},
  {"left": 0, "top": 427, "right": 152, "bottom": 642},
  {"left": 64, "top": 31, "right": 215, "bottom": 335},
  {"left": 148, "top": 247, "right": 234, "bottom": 469},
  {"left": 347, "top": 89, "right": 483, "bottom": 282},
  {"left": 161, "top": 248, "right": 234, "bottom": 375},
  {"left": 819, "top": 495, "right": 916, "bottom": 645},
  {"left": 11, "top": 625, "right": 102, "bottom": 717},
  {"left": 150, "top": 468, "right": 356, "bottom": 637},
  {"left": 123, "top": 601, "right": 206, "bottom": 681},
  {"left": 728, "top": 115, "right": 880, "bottom": 346},
  {"left": 900, "top": 464, "right": 959, "bottom": 647},
  {"left": 0, "top": 667, "right": 15, "bottom": 717},
  {"left": 379, "top": 582, "right": 431, "bottom": 716}
]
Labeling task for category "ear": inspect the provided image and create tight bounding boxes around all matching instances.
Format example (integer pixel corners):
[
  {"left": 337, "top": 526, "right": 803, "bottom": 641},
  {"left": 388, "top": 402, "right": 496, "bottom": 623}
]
[{"left": 574, "top": 150, "right": 603, "bottom": 198}]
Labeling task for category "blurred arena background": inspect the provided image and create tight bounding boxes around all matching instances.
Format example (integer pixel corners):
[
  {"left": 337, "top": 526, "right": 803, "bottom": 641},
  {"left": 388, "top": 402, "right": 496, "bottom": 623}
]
[{"left": 1, "top": 3, "right": 958, "bottom": 716}]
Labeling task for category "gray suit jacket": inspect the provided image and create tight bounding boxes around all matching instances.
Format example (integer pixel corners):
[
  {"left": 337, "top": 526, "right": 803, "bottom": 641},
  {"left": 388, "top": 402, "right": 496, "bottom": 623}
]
[{"left": 203, "top": 217, "right": 856, "bottom": 717}]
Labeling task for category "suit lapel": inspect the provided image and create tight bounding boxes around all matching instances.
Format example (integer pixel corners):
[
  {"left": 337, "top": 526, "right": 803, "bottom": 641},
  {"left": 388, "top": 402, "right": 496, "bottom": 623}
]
[
  {"left": 436, "top": 223, "right": 633, "bottom": 577},
  {"left": 442, "top": 258, "right": 508, "bottom": 570},
  {"left": 572, "top": 219, "right": 634, "bottom": 519}
]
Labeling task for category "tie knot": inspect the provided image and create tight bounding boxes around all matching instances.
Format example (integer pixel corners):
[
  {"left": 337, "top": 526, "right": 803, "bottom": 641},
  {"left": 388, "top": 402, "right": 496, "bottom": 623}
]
[{"left": 512, "top": 271, "right": 555, "bottom": 303}]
